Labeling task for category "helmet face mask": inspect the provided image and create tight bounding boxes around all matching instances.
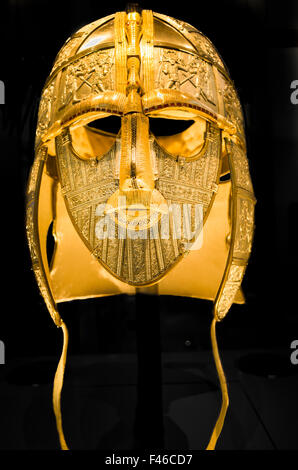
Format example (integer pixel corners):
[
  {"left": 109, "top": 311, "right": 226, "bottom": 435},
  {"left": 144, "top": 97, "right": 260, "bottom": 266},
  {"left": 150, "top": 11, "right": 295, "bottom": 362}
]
[
  {"left": 26, "top": 7, "right": 255, "bottom": 450},
  {"left": 53, "top": 112, "right": 222, "bottom": 286}
]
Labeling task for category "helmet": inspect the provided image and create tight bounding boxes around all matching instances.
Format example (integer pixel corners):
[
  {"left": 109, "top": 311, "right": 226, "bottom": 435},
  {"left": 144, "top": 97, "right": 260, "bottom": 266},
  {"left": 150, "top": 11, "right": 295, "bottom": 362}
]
[{"left": 26, "top": 6, "right": 255, "bottom": 450}]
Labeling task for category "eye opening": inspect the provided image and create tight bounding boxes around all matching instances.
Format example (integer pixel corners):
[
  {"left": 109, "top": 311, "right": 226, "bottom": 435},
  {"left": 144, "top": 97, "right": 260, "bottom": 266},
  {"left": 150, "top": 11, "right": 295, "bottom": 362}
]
[
  {"left": 69, "top": 119, "right": 119, "bottom": 161},
  {"left": 149, "top": 117, "right": 194, "bottom": 137},
  {"left": 219, "top": 172, "right": 231, "bottom": 182},
  {"left": 152, "top": 116, "right": 207, "bottom": 159},
  {"left": 86, "top": 115, "right": 121, "bottom": 136}
]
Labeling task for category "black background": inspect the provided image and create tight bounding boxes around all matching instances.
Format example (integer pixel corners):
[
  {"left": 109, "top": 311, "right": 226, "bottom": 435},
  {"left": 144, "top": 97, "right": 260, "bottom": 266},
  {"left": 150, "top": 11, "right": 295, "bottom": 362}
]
[{"left": 0, "top": 0, "right": 297, "bottom": 451}]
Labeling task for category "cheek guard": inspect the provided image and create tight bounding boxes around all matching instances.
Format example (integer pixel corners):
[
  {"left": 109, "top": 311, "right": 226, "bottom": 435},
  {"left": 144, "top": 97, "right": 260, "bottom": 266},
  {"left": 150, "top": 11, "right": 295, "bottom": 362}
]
[{"left": 26, "top": 7, "right": 256, "bottom": 450}]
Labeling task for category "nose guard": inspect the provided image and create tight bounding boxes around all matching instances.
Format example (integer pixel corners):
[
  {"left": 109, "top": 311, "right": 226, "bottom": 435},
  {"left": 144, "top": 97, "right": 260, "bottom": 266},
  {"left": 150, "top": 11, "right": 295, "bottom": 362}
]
[{"left": 105, "top": 112, "right": 168, "bottom": 230}]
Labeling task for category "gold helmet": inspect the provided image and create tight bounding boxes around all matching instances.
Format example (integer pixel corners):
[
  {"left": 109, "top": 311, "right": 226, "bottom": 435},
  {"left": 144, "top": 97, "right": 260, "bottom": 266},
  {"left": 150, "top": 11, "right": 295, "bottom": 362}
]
[{"left": 26, "top": 6, "right": 256, "bottom": 450}]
